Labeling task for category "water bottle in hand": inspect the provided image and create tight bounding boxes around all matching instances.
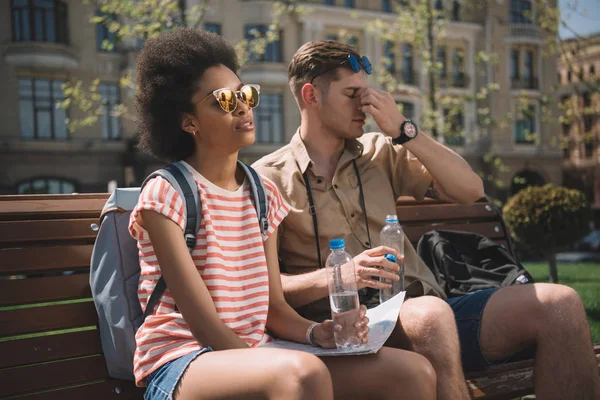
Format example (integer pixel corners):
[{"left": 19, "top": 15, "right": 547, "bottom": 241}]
[
  {"left": 326, "top": 238, "right": 361, "bottom": 349},
  {"left": 379, "top": 215, "right": 405, "bottom": 304}
]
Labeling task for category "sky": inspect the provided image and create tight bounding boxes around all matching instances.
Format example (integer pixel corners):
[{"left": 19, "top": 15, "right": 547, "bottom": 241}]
[{"left": 558, "top": 0, "right": 600, "bottom": 39}]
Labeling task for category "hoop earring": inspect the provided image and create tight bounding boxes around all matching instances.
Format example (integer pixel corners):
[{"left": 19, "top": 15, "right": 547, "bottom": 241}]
[{"left": 192, "top": 130, "right": 196, "bottom": 136}]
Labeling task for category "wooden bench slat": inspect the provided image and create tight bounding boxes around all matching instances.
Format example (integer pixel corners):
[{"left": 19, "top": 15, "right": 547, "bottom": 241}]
[
  {"left": 0, "top": 301, "right": 98, "bottom": 337},
  {"left": 0, "top": 355, "right": 110, "bottom": 398},
  {"left": 0, "top": 219, "right": 98, "bottom": 247},
  {"left": 403, "top": 221, "right": 508, "bottom": 243},
  {"left": 465, "top": 346, "right": 600, "bottom": 399},
  {"left": 0, "top": 245, "right": 93, "bottom": 276},
  {"left": 15, "top": 379, "right": 144, "bottom": 400},
  {"left": 0, "top": 273, "right": 91, "bottom": 306},
  {"left": 0, "top": 195, "right": 108, "bottom": 221},
  {"left": 397, "top": 203, "right": 499, "bottom": 223},
  {"left": 0, "top": 329, "right": 102, "bottom": 369}
]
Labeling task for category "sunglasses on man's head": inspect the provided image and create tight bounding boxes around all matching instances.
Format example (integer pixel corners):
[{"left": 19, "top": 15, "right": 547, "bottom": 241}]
[
  {"left": 196, "top": 84, "right": 260, "bottom": 113},
  {"left": 310, "top": 54, "right": 372, "bottom": 84}
]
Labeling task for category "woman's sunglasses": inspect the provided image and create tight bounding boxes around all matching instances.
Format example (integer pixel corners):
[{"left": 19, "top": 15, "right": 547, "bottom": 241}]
[
  {"left": 310, "top": 54, "right": 372, "bottom": 84},
  {"left": 196, "top": 84, "right": 261, "bottom": 113}
]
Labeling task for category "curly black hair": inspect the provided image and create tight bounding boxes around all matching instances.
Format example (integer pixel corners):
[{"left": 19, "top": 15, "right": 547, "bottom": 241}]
[{"left": 135, "top": 28, "right": 240, "bottom": 162}]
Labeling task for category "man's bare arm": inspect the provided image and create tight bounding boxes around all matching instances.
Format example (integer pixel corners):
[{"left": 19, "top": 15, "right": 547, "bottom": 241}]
[
  {"left": 425, "top": 179, "right": 460, "bottom": 203},
  {"left": 280, "top": 270, "right": 329, "bottom": 308},
  {"left": 279, "top": 246, "right": 401, "bottom": 308}
]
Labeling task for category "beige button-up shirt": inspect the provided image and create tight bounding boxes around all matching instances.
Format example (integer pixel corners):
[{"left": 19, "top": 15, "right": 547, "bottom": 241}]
[{"left": 253, "top": 130, "right": 446, "bottom": 318}]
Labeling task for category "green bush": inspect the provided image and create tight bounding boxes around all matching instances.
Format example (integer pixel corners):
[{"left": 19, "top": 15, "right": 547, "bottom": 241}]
[{"left": 503, "top": 184, "right": 590, "bottom": 255}]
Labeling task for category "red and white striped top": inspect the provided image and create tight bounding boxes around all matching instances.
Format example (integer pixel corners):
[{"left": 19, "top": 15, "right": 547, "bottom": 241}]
[{"left": 128, "top": 161, "right": 289, "bottom": 386}]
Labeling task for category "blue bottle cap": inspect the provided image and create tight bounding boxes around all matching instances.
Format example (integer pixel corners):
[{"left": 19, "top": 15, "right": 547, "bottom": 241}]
[
  {"left": 385, "top": 214, "right": 399, "bottom": 223},
  {"left": 330, "top": 238, "right": 345, "bottom": 250},
  {"left": 384, "top": 254, "right": 397, "bottom": 263}
]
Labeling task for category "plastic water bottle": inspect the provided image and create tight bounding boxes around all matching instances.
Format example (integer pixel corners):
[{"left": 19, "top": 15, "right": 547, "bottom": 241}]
[
  {"left": 379, "top": 215, "right": 405, "bottom": 304},
  {"left": 326, "top": 238, "right": 361, "bottom": 349}
]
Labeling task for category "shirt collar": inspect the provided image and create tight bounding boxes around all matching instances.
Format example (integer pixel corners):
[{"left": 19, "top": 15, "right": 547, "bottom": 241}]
[{"left": 290, "top": 128, "right": 365, "bottom": 174}]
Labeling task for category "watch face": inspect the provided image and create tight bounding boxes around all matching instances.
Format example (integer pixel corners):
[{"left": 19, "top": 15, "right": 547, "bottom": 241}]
[{"left": 404, "top": 121, "right": 417, "bottom": 138}]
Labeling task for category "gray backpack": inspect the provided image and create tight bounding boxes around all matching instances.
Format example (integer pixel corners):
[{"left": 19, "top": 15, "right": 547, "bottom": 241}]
[{"left": 90, "top": 160, "right": 269, "bottom": 380}]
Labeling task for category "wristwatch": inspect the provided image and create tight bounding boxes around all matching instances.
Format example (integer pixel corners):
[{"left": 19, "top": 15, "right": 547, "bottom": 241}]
[{"left": 392, "top": 119, "right": 419, "bottom": 145}]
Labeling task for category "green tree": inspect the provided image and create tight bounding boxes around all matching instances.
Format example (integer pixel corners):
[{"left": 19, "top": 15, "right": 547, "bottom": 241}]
[{"left": 503, "top": 184, "right": 591, "bottom": 282}]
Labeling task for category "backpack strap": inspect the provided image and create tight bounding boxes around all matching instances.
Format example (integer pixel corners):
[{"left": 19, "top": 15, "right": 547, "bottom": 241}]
[
  {"left": 140, "top": 162, "right": 200, "bottom": 320},
  {"left": 238, "top": 160, "right": 269, "bottom": 236}
]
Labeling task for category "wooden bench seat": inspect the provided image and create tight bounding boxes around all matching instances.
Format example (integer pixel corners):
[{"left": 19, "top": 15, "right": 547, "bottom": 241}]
[{"left": 0, "top": 194, "right": 598, "bottom": 399}]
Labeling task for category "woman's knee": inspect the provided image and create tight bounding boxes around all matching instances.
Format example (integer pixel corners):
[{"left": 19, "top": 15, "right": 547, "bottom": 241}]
[
  {"left": 268, "top": 351, "right": 331, "bottom": 399},
  {"left": 379, "top": 352, "right": 437, "bottom": 400}
]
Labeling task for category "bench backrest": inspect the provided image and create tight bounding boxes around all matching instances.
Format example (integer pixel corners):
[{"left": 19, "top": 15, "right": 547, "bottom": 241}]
[{"left": 0, "top": 194, "right": 144, "bottom": 399}]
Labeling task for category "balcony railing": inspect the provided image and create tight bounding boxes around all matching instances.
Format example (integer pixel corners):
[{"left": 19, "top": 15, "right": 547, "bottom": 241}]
[
  {"left": 509, "top": 24, "right": 542, "bottom": 40},
  {"left": 439, "top": 73, "right": 470, "bottom": 88},
  {"left": 511, "top": 76, "right": 539, "bottom": 90}
]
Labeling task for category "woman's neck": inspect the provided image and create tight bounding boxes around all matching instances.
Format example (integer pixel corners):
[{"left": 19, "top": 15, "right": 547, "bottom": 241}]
[{"left": 184, "top": 149, "right": 243, "bottom": 191}]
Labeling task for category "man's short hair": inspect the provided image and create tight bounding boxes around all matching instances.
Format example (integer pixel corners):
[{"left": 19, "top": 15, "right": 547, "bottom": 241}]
[{"left": 288, "top": 40, "right": 361, "bottom": 100}]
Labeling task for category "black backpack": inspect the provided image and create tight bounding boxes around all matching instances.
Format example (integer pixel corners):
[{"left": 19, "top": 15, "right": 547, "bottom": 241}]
[{"left": 417, "top": 230, "right": 534, "bottom": 298}]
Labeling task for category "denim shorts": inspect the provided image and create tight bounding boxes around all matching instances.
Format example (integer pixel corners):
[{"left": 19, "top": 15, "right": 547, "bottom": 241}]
[
  {"left": 144, "top": 347, "right": 213, "bottom": 400},
  {"left": 445, "top": 288, "right": 499, "bottom": 372}
]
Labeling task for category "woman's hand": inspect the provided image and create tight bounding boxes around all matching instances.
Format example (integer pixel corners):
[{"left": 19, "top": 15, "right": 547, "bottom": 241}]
[{"left": 311, "top": 305, "right": 370, "bottom": 348}]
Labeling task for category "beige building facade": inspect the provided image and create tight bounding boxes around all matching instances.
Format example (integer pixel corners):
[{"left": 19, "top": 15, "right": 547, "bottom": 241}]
[
  {"left": 558, "top": 33, "right": 600, "bottom": 214},
  {"left": 1, "top": 0, "right": 561, "bottom": 199}
]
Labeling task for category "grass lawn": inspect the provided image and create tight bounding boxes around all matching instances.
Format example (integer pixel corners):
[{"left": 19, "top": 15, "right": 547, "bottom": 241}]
[{"left": 523, "top": 262, "right": 600, "bottom": 344}]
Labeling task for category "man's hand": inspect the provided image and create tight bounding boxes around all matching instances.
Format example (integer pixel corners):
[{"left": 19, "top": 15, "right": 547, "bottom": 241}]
[
  {"left": 312, "top": 305, "right": 370, "bottom": 348},
  {"left": 343, "top": 246, "right": 402, "bottom": 290},
  {"left": 358, "top": 88, "right": 405, "bottom": 138}
]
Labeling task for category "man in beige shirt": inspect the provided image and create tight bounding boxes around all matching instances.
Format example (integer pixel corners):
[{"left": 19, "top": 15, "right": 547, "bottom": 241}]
[{"left": 253, "top": 40, "right": 600, "bottom": 399}]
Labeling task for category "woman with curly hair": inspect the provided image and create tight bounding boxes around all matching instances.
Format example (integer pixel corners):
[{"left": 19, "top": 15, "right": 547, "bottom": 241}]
[{"left": 131, "top": 27, "right": 436, "bottom": 400}]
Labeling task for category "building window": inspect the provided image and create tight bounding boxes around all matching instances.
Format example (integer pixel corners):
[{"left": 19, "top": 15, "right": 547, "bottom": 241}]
[
  {"left": 510, "top": 49, "right": 520, "bottom": 82},
  {"left": 402, "top": 43, "right": 414, "bottom": 84},
  {"left": 397, "top": 101, "right": 415, "bottom": 120},
  {"left": 254, "top": 93, "right": 284, "bottom": 144},
  {"left": 96, "top": 11, "right": 116, "bottom": 52},
  {"left": 324, "top": 0, "right": 334, "bottom": 5},
  {"left": 444, "top": 109, "right": 465, "bottom": 145},
  {"left": 99, "top": 83, "right": 121, "bottom": 140},
  {"left": 451, "top": 1, "right": 460, "bottom": 21},
  {"left": 345, "top": 0, "right": 355, "bottom": 8},
  {"left": 384, "top": 41, "right": 395, "bottom": 74},
  {"left": 19, "top": 78, "right": 68, "bottom": 140},
  {"left": 204, "top": 23, "right": 221, "bottom": 35},
  {"left": 590, "top": 65, "right": 596, "bottom": 76},
  {"left": 510, "top": 0, "right": 532, "bottom": 24},
  {"left": 17, "top": 178, "right": 76, "bottom": 194},
  {"left": 567, "top": 71, "right": 572, "bottom": 82},
  {"left": 325, "top": 34, "right": 338, "bottom": 41},
  {"left": 452, "top": 49, "right": 464, "bottom": 86},
  {"left": 347, "top": 36, "right": 359, "bottom": 50},
  {"left": 514, "top": 104, "right": 536, "bottom": 144},
  {"left": 244, "top": 25, "right": 282, "bottom": 63},
  {"left": 11, "top": 0, "right": 69, "bottom": 44},
  {"left": 382, "top": 0, "right": 392, "bottom": 12},
  {"left": 437, "top": 46, "right": 447, "bottom": 78},
  {"left": 524, "top": 50, "right": 535, "bottom": 89},
  {"left": 434, "top": 0, "right": 443, "bottom": 10}
]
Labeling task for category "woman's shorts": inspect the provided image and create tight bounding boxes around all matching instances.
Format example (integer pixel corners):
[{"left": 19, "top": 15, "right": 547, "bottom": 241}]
[{"left": 144, "top": 347, "right": 213, "bottom": 400}]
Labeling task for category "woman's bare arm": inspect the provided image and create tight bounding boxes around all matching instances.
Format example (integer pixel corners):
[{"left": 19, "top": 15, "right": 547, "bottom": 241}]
[{"left": 141, "top": 210, "right": 248, "bottom": 350}]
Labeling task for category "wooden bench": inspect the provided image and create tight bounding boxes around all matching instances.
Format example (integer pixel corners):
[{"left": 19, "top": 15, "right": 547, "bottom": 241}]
[{"left": 0, "top": 194, "right": 598, "bottom": 399}]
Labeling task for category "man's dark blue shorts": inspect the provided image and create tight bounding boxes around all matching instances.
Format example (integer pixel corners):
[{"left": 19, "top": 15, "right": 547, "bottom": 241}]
[{"left": 445, "top": 288, "right": 498, "bottom": 372}]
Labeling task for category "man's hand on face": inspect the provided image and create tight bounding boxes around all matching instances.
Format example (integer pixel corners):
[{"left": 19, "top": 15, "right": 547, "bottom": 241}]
[
  {"left": 357, "top": 88, "right": 406, "bottom": 139},
  {"left": 342, "top": 246, "right": 403, "bottom": 290}
]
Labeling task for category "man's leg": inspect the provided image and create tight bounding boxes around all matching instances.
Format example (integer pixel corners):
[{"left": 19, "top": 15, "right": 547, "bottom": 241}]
[
  {"left": 480, "top": 283, "right": 600, "bottom": 399},
  {"left": 386, "top": 296, "right": 471, "bottom": 400}
]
